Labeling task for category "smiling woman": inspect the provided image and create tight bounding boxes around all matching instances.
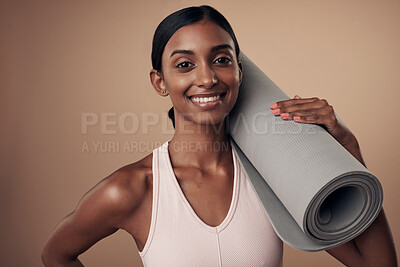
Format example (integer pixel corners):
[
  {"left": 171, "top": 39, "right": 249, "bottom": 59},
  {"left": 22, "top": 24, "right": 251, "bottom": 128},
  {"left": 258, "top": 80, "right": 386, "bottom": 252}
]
[
  {"left": 151, "top": 19, "right": 242, "bottom": 128},
  {"left": 150, "top": 7, "right": 242, "bottom": 129},
  {"left": 41, "top": 5, "right": 397, "bottom": 267}
]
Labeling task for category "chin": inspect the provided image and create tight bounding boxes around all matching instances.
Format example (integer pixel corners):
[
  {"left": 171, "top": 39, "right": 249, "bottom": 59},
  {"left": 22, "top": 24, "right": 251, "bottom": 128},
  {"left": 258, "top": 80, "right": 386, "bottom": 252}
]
[{"left": 193, "top": 112, "right": 229, "bottom": 128}]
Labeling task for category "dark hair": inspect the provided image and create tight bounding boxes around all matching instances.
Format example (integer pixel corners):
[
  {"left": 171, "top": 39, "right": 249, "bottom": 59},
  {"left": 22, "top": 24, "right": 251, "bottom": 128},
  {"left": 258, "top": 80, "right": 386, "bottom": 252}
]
[{"left": 151, "top": 5, "right": 241, "bottom": 128}]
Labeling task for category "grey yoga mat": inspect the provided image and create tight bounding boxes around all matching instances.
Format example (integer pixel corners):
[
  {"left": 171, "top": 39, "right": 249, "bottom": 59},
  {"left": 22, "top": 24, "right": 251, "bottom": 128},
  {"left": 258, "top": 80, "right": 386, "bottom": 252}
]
[{"left": 227, "top": 52, "right": 383, "bottom": 251}]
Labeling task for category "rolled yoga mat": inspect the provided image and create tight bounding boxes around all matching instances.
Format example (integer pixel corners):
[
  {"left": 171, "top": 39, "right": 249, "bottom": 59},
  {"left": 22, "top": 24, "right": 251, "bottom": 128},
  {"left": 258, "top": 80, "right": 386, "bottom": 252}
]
[{"left": 227, "top": 52, "right": 383, "bottom": 251}]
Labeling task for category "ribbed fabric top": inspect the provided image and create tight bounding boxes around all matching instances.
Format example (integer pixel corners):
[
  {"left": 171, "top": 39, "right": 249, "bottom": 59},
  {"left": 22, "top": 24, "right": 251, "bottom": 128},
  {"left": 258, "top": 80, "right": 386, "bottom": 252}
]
[{"left": 138, "top": 140, "right": 283, "bottom": 267}]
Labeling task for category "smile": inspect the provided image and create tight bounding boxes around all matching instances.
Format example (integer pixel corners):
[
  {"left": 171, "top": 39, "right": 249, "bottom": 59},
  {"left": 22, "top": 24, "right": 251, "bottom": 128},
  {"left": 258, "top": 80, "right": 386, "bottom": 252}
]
[
  {"left": 188, "top": 92, "right": 226, "bottom": 108},
  {"left": 191, "top": 94, "right": 221, "bottom": 103}
]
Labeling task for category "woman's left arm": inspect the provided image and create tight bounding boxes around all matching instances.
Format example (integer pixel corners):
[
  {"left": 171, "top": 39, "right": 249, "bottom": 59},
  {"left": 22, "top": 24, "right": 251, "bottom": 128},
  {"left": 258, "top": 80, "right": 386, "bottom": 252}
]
[{"left": 270, "top": 95, "right": 398, "bottom": 267}]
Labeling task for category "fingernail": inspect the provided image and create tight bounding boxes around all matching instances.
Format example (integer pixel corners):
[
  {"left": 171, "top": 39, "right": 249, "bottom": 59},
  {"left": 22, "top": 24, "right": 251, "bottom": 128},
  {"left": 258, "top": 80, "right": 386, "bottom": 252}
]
[
  {"left": 294, "top": 116, "right": 301, "bottom": 120},
  {"left": 281, "top": 113, "right": 289, "bottom": 118},
  {"left": 272, "top": 108, "right": 280, "bottom": 115},
  {"left": 270, "top": 103, "right": 278, "bottom": 109}
]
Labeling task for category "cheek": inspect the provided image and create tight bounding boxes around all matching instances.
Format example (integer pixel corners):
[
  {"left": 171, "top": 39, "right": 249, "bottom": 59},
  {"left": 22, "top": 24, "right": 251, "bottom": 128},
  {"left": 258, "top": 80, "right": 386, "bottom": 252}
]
[
  {"left": 219, "top": 68, "right": 240, "bottom": 85},
  {"left": 222, "top": 71, "right": 240, "bottom": 109},
  {"left": 221, "top": 70, "right": 240, "bottom": 95},
  {"left": 164, "top": 75, "right": 194, "bottom": 109},
  {"left": 165, "top": 74, "right": 193, "bottom": 95}
]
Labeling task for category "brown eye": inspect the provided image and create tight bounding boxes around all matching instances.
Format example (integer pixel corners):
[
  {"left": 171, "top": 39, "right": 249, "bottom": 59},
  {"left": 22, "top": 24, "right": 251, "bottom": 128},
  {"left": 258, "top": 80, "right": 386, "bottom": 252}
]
[
  {"left": 214, "top": 57, "right": 231, "bottom": 64},
  {"left": 176, "top": 62, "right": 193, "bottom": 68}
]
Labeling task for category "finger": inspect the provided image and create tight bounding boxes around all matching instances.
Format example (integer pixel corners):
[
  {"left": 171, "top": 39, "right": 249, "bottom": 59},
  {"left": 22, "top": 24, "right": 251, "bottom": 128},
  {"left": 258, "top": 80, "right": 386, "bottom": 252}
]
[
  {"left": 270, "top": 97, "right": 320, "bottom": 110},
  {"left": 280, "top": 105, "right": 334, "bottom": 119},
  {"left": 273, "top": 101, "right": 331, "bottom": 116},
  {"left": 293, "top": 113, "right": 324, "bottom": 124},
  {"left": 293, "top": 112, "right": 336, "bottom": 128},
  {"left": 280, "top": 108, "right": 323, "bottom": 120},
  {"left": 294, "top": 95, "right": 301, "bottom": 99}
]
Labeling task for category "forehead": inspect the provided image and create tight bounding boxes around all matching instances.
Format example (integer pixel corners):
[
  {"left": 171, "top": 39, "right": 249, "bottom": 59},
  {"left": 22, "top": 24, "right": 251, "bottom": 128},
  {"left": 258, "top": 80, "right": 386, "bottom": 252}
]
[{"left": 163, "top": 20, "right": 235, "bottom": 57}]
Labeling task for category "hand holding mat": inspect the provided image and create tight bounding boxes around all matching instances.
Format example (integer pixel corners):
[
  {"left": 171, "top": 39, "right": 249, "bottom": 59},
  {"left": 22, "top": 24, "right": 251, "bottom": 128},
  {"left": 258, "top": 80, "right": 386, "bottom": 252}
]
[{"left": 228, "top": 52, "right": 383, "bottom": 251}]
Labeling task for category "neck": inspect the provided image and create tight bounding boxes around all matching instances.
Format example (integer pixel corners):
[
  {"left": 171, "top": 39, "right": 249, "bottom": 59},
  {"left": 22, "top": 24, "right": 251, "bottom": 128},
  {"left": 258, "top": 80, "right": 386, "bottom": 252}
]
[{"left": 168, "top": 117, "right": 232, "bottom": 169}]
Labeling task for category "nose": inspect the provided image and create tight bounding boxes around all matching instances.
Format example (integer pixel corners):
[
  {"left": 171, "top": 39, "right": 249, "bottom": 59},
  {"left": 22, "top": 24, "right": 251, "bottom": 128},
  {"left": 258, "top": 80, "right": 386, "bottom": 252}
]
[{"left": 195, "top": 63, "right": 218, "bottom": 89}]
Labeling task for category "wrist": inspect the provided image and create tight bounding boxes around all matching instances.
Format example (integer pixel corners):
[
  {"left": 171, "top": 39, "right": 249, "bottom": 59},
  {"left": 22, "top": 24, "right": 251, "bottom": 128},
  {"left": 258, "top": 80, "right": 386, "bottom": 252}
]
[{"left": 340, "top": 132, "right": 359, "bottom": 148}]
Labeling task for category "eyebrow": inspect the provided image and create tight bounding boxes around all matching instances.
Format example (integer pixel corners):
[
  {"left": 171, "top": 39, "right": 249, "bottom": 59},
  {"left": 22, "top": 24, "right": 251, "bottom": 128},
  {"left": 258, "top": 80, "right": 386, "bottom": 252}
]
[{"left": 169, "top": 44, "right": 233, "bottom": 58}]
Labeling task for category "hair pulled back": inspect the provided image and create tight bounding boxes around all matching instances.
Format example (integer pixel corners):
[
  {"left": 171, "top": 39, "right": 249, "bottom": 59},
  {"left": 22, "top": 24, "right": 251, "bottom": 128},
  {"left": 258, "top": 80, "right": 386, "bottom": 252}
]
[{"left": 151, "top": 5, "right": 240, "bottom": 128}]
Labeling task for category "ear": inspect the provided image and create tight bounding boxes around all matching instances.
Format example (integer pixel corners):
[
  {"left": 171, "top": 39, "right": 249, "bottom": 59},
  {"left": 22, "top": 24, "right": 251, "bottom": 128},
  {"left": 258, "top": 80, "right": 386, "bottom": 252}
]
[
  {"left": 150, "top": 69, "right": 169, "bottom": 96},
  {"left": 238, "top": 61, "right": 243, "bottom": 85}
]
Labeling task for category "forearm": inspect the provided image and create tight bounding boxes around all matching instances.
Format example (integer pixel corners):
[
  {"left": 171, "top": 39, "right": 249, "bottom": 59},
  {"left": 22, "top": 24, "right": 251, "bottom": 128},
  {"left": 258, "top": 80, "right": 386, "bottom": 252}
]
[
  {"left": 355, "top": 208, "right": 397, "bottom": 266},
  {"left": 339, "top": 132, "right": 366, "bottom": 167},
  {"left": 327, "top": 209, "right": 397, "bottom": 266},
  {"left": 328, "top": 134, "right": 397, "bottom": 266}
]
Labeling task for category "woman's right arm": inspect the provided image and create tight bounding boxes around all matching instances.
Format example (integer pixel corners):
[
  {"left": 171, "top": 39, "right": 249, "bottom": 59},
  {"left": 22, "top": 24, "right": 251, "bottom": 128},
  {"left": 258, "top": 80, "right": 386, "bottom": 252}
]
[{"left": 41, "top": 165, "right": 144, "bottom": 266}]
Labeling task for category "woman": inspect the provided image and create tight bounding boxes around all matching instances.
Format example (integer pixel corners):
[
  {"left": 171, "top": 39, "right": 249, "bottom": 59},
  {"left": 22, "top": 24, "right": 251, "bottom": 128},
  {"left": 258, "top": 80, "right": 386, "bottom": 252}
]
[{"left": 42, "top": 5, "right": 397, "bottom": 267}]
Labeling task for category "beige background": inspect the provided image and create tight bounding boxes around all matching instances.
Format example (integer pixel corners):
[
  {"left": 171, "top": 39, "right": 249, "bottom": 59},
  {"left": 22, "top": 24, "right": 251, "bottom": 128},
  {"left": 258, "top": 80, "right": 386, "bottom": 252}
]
[{"left": 1, "top": 0, "right": 399, "bottom": 266}]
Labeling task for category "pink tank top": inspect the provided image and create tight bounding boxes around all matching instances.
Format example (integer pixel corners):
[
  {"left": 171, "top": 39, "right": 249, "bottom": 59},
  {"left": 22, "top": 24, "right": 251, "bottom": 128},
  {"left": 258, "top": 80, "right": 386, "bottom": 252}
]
[{"left": 139, "top": 140, "right": 283, "bottom": 266}]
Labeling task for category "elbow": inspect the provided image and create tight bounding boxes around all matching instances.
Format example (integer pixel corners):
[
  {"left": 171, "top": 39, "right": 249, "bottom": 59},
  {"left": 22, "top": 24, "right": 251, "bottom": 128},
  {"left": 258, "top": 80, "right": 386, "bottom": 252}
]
[
  {"left": 41, "top": 241, "right": 67, "bottom": 267},
  {"left": 41, "top": 243, "right": 82, "bottom": 267},
  {"left": 41, "top": 241, "right": 57, "bottom": 267},
  {"left": 41, "top": 244, "right": 51, "bottom": 266}
]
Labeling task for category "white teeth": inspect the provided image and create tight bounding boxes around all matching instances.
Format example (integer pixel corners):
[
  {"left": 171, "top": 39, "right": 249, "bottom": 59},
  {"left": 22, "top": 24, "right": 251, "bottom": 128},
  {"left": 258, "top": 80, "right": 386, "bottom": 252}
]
[{"left": 191, "top": 94, "right": 221, "bottom": 103}]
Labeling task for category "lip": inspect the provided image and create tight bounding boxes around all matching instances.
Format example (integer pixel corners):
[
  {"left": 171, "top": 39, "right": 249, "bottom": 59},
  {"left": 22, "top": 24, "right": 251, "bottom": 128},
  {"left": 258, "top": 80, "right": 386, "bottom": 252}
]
[{"left": 188, "top": 92, "right": 227, "bottom": 109}]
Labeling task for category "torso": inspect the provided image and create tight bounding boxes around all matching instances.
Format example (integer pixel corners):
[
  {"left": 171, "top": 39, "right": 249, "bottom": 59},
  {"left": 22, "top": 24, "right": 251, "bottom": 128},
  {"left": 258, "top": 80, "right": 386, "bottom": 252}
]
[
  {"left": 120, "top": 150, "right": 235, "bottom": 252},
  {"left": 136, "top": 140, "right": 283, "bottom": 267}
]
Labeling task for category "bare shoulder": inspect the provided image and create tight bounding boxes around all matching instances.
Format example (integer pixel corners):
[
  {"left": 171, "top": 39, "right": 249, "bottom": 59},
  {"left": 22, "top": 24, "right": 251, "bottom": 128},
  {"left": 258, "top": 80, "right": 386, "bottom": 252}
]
[
  {"left": 41, "top": 153, "right": 154, "bottom": 264},
  {"left": 111, "top": 153, "right": 153, "bottom": 210},
  {"left": 75, "top": 152, "right": 154, "bottom": 228}
]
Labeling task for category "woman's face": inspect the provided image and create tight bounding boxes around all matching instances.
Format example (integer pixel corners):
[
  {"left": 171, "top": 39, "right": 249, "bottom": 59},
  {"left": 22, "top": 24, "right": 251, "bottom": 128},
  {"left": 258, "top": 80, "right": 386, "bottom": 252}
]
[{"left": 158, "top": 19, "right": 242, "bottom": 127}]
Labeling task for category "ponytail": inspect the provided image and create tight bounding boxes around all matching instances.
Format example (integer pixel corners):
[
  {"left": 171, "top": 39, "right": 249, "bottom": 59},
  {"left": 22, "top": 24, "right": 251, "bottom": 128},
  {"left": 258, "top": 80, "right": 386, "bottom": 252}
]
[{"left": 168, "top": 107, "right": 175, "bottom": 128}]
